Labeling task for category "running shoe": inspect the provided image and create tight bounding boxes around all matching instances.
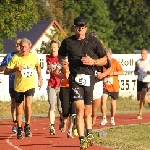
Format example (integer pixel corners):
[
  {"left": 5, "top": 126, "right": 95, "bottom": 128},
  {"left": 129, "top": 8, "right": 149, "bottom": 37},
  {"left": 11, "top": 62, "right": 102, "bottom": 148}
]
[{"left": 24, "top": 125, "right": 32, "bottom": 137}]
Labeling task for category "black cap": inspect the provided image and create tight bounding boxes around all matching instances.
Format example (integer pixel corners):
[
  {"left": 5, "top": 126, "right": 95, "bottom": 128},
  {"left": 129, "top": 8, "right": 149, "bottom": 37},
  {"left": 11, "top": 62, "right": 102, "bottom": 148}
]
[{"left": 74, "top": 16, "right": 87, "bottom": 26}]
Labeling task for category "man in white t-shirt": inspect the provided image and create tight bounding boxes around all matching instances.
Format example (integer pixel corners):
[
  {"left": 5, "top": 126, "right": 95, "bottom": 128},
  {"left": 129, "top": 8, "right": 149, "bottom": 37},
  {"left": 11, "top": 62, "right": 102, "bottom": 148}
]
[{"left": 134, "top": 48, "right": 150, "bottom": 119}]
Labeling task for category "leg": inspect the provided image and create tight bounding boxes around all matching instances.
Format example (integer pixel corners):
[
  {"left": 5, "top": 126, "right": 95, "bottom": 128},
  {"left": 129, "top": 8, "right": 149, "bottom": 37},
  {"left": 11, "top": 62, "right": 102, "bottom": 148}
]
[
  {"left": 47, "top": 87, "right": 57, "bottom": 135},
  {"left": 24, "top": 88, "right": 35, "bottom": 137},
  {"left": 92, "top": 99, "right": 101, "bottom": 126},
  {"left": 59, "top": 87, "right": 70, "bottom": 132},
  {"left": 15, "top": 91, "right": 24, "bottom": 139},
  {"left": 110, "top": 92, "right": 118, "bottom": 125},
  {"left": 100, "top": 89, "right": 109, "bottom": 125},
  {"left": 10, "top": 88, "right": 18, "bottom": 133},
  {"left": 92, "top": 81, "right": 103, "bottom": 126},
  {"left": 138, "top": 87, "right": 147, "bottom": 118}
]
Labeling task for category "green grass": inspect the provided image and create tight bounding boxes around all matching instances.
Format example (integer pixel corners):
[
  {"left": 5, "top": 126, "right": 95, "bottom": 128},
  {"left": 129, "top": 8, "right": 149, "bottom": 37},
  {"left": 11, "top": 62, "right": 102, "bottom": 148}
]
[
  {"left": 94, "top": 123, "right": 150, "bottom": 150},
  {"left": 0, "top": 97, "right": 150, "bottom": 116}
]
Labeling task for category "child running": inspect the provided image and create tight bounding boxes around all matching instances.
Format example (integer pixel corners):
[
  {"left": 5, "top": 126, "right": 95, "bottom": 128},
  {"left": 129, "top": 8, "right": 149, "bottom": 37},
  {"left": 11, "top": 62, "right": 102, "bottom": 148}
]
[{"left": 46, "top": 39, "right": 63, "bottom": 135}]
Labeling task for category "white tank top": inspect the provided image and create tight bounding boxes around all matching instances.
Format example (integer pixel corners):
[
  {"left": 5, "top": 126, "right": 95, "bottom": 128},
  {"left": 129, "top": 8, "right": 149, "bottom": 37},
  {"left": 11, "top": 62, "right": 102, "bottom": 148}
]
[{"left": 137, "top": 58, "right": 150, "bottom": 82}]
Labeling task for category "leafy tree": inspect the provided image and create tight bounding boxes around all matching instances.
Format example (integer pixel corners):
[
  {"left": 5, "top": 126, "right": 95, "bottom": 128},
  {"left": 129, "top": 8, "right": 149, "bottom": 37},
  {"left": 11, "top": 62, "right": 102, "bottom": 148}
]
[
  {"left": 105, "top": 0, "right": 150, "bottom": 53},
  {"left": 0, "top": 0, "right": 38, "bottom": 53},
  {"left": 37, "top": 28, "right": 66, "bottom": 54},
  {"left": 75, "top": 0, "right": 114, "bottom": 44}
]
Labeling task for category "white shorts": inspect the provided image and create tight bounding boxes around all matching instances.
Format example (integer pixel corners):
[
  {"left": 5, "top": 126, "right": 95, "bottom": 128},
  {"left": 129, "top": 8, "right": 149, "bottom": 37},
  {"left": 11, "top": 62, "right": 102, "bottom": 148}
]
[{"left": 93, "top": 81, "right": 103, "bottom": 100}]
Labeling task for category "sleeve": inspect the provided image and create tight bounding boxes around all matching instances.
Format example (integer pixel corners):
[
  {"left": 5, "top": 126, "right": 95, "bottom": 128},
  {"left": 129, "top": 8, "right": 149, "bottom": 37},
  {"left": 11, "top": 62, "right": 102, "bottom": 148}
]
[
  {"left": 57, "top": 63, "right": 62, "bottom": 70},
  {"left": 104, "top": 57, "right": 111, "bottom": 69},
  {"left": 7, "top": 55, "right": 16, "bottom": 69},
  {"left": 95, "top": 40, "right": 106, "bottom": 58},
  {"left": 115, "top": 59, "right": 123, "bottom": 72},
  {"left": 0, "top": 54, "right": 10, "bottom": 66},
  {"left": 58, "top": 39, "right": 67, "bottom": 57}
]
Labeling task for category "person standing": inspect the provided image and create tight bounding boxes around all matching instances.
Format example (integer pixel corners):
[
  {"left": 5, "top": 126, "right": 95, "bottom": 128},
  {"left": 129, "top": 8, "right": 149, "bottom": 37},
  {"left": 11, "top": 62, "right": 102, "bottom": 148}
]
[
  {"left": 58, "top": 16, "right": 107, "bottom": 149},
  {"left": 101, "top": 48, "right": 124, "bottom": 126},
  {"left": 46, "top": 40, "right": 63, "bottom": 135},
  {"left": 0, "top": 38, "right": 22, "bottom": 133},
  {"left": 134, "top": 48, "right": 150, "bottom": 119},
  {"left": 4, "top": 38, "right": 43, "bottom": 139}
]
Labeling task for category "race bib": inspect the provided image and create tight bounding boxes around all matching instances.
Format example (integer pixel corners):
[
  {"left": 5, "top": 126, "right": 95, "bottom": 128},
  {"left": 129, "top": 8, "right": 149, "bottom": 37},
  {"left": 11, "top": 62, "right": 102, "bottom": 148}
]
[
  {"left": 21, "top": 67, "right": 34, "bottom": 78},
  {"left": 75, "top": 74, "right": 90, "bottom": 86},
  {"left": 103, "top": 77, "right": 113, "bottom": 85}
]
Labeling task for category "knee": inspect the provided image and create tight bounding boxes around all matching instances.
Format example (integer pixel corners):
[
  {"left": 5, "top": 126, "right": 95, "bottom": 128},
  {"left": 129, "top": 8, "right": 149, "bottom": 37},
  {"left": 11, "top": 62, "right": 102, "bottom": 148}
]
[
  {"left": 76, "top": 108, "right": 84, "bottom": 117},
  {"left": 49, "top": 105, "right": 55, "bottom": 111}
]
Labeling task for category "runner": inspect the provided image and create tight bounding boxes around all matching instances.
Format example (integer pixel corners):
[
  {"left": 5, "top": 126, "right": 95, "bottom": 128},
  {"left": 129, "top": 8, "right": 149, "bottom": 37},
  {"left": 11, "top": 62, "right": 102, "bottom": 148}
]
[
  {"left": 88, "top": 31, "right": 112, "bottom": 126},
  {"left": 0, "top": 38, "right": 23, "bottom": 133},
  {"left": 101, "top": 48, "right": 124, "bottom": 126},
  {"left": 134, "top": 48, "right": 150, "bottom": 119},
  {"left": 58, "top": 16, "right": 107, "bottom": 150},
  {"left": 46, "top": 39, "right": 63, "bottom": 135},
  {"left": 4, "top": 38, "right": 43, "bottom": 139},
  {"left": 55, "top": 58, "right": 78, "bottom": 138}
]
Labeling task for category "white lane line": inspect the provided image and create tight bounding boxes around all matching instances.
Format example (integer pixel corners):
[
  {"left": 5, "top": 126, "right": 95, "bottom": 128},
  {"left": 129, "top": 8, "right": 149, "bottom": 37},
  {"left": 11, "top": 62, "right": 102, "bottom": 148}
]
[{"left": 6, "top": 134, "right": 22, "bottom": 150}]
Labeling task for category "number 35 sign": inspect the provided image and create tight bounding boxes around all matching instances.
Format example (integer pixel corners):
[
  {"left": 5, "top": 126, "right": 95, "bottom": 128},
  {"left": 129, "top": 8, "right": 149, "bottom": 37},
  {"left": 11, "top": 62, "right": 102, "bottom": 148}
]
[{"left": 118, "top": 75, "right": 137, "bottom": 98}]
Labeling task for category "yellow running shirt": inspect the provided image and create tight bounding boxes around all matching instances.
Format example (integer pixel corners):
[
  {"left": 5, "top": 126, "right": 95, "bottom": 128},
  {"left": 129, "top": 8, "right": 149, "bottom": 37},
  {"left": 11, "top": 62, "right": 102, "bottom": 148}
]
[{"left": 7, "top": 53, "right": 39, "bottom": 92}]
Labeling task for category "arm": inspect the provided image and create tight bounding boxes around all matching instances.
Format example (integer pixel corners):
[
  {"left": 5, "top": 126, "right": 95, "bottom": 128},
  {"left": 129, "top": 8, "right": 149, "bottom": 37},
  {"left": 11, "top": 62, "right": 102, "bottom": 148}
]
[
  {"left": 4, "top": 68, "right": 18, "bottom": 75},
  {"left": 0, "top": 54, "right": 10, "bottom": 72},
  {"left": 134, "top": 62, "right": 138, "bottom": 75},
  {"left": 54, "top": 66, "right": 65, "bottom": 79},
  {"left": 58, "top": 39, "right": 67, "bottom": 63},
  {"left": 35, "top": 65, "right": 42, "bottom": 79},
  {"left": 4, "top": 56, "right": 18, "bottom": 75},
  {"left": 94, "top": 40, "right": 107, "bottom": 66}
]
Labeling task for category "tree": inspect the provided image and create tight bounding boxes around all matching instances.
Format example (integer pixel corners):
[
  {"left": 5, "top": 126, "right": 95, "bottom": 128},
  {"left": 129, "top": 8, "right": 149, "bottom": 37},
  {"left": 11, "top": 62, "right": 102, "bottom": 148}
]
[
  {"left": 105, "top": 0, "right": 150, "bottom": 53},
  {"left": 37, "top": 28, "right": 66, "bottom": 54},
  {"left": 0, "top": 0, "right": 38, "bottom": 53},
  {"left": 76, "top": 0, "right": 114, "bottom": 44}
]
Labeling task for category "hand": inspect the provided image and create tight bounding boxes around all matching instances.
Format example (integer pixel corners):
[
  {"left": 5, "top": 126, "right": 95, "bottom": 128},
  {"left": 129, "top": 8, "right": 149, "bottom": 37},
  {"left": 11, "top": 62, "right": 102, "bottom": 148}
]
[
  {"left": 134, "top": 71, "right": 138, "bottom": 75},
  {"left": 38, "top": 78, "right": 43, "bottom": 87},
  {"left": 65, "top": 70, "right": 70, "bottom": 78},
  {"left": 147, "top": 71, "right": 150, "bottom": 75},
  {"left": 81, "top": 54, "right": 95, "bottom": 66},
  {"left": 46, "top": 69, "right": 51, "bottom": 74},
  {"left": 61, "top": 58, "right": 69, "bottom": 67},
  {"left": 16, "top": 65, "right": 23, "bottom": 72},
  {"left": 97, "top": 72, "right": 105, "bottom": 80}
]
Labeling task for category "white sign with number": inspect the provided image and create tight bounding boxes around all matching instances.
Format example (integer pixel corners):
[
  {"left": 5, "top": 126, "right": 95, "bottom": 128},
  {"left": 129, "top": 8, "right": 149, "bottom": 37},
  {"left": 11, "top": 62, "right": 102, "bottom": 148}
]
[{"left": 118, "top": 75, "right": 137, "bottom": 98}]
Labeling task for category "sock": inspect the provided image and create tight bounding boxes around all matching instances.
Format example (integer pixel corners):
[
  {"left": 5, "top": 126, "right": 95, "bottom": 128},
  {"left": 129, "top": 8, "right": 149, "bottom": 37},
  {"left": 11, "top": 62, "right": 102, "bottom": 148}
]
[
  {"left": 49, "top": 110, "right": 55, "bottom": 125},
  {"left": 111, "top": 117, "right": 114, "bottom": 121},
  {"left": 79, "top": 136, "right": 84, "bottom": 142},
  {"left": 103, "top": 116, "right": 106, "bottom": 120},
  {"left": 13, "top": 120, "right": 17, "bottom": 124},
  {"left": 18, "top": 127, "right": 22, "bottom": 130},
  {"left": 87, "top": 129, "right": 92, "bottom": 135},
  {"left": 25, "top": 123, "right": 29, "bottom": 128}
]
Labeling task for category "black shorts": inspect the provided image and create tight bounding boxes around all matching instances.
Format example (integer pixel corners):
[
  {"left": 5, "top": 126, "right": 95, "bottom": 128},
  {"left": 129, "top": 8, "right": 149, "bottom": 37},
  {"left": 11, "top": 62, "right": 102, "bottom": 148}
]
[
  {"left": 59, "top": 87, "right": 76, "bottom": 117},
  {"left": 15, "top": 88, "right": 35, "bottom": 103},
  {"left": 70, "top": 82, "right": 94, "bottom": 105},
  {"left": 137, "top": 80, "right": 149, "bottom": 92},
  {"left": 103, "top": 89, "right": 119, "bottom": 100},
  {"left": 9, "top": 88, "right": 15, "bottom": 99}
]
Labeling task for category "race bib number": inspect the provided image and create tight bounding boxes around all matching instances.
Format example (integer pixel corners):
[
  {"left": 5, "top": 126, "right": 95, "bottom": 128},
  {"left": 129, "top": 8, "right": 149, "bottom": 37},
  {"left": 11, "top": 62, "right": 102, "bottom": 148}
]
[
  {"left": 75, "top": 74, "right": 90, "bottom": 86},
  {"left": 21, "top": 67, "right": 34, "bottom": 78},
  {"left": 103, "top": 77, "right": 113, "bottom": 85}
]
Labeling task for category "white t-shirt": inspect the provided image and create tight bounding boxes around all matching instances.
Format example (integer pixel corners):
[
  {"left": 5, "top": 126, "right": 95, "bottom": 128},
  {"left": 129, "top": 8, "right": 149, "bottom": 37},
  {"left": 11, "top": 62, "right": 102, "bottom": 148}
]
[{"left": 137, "top": 58, "right": 150, "bottom": 82}]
